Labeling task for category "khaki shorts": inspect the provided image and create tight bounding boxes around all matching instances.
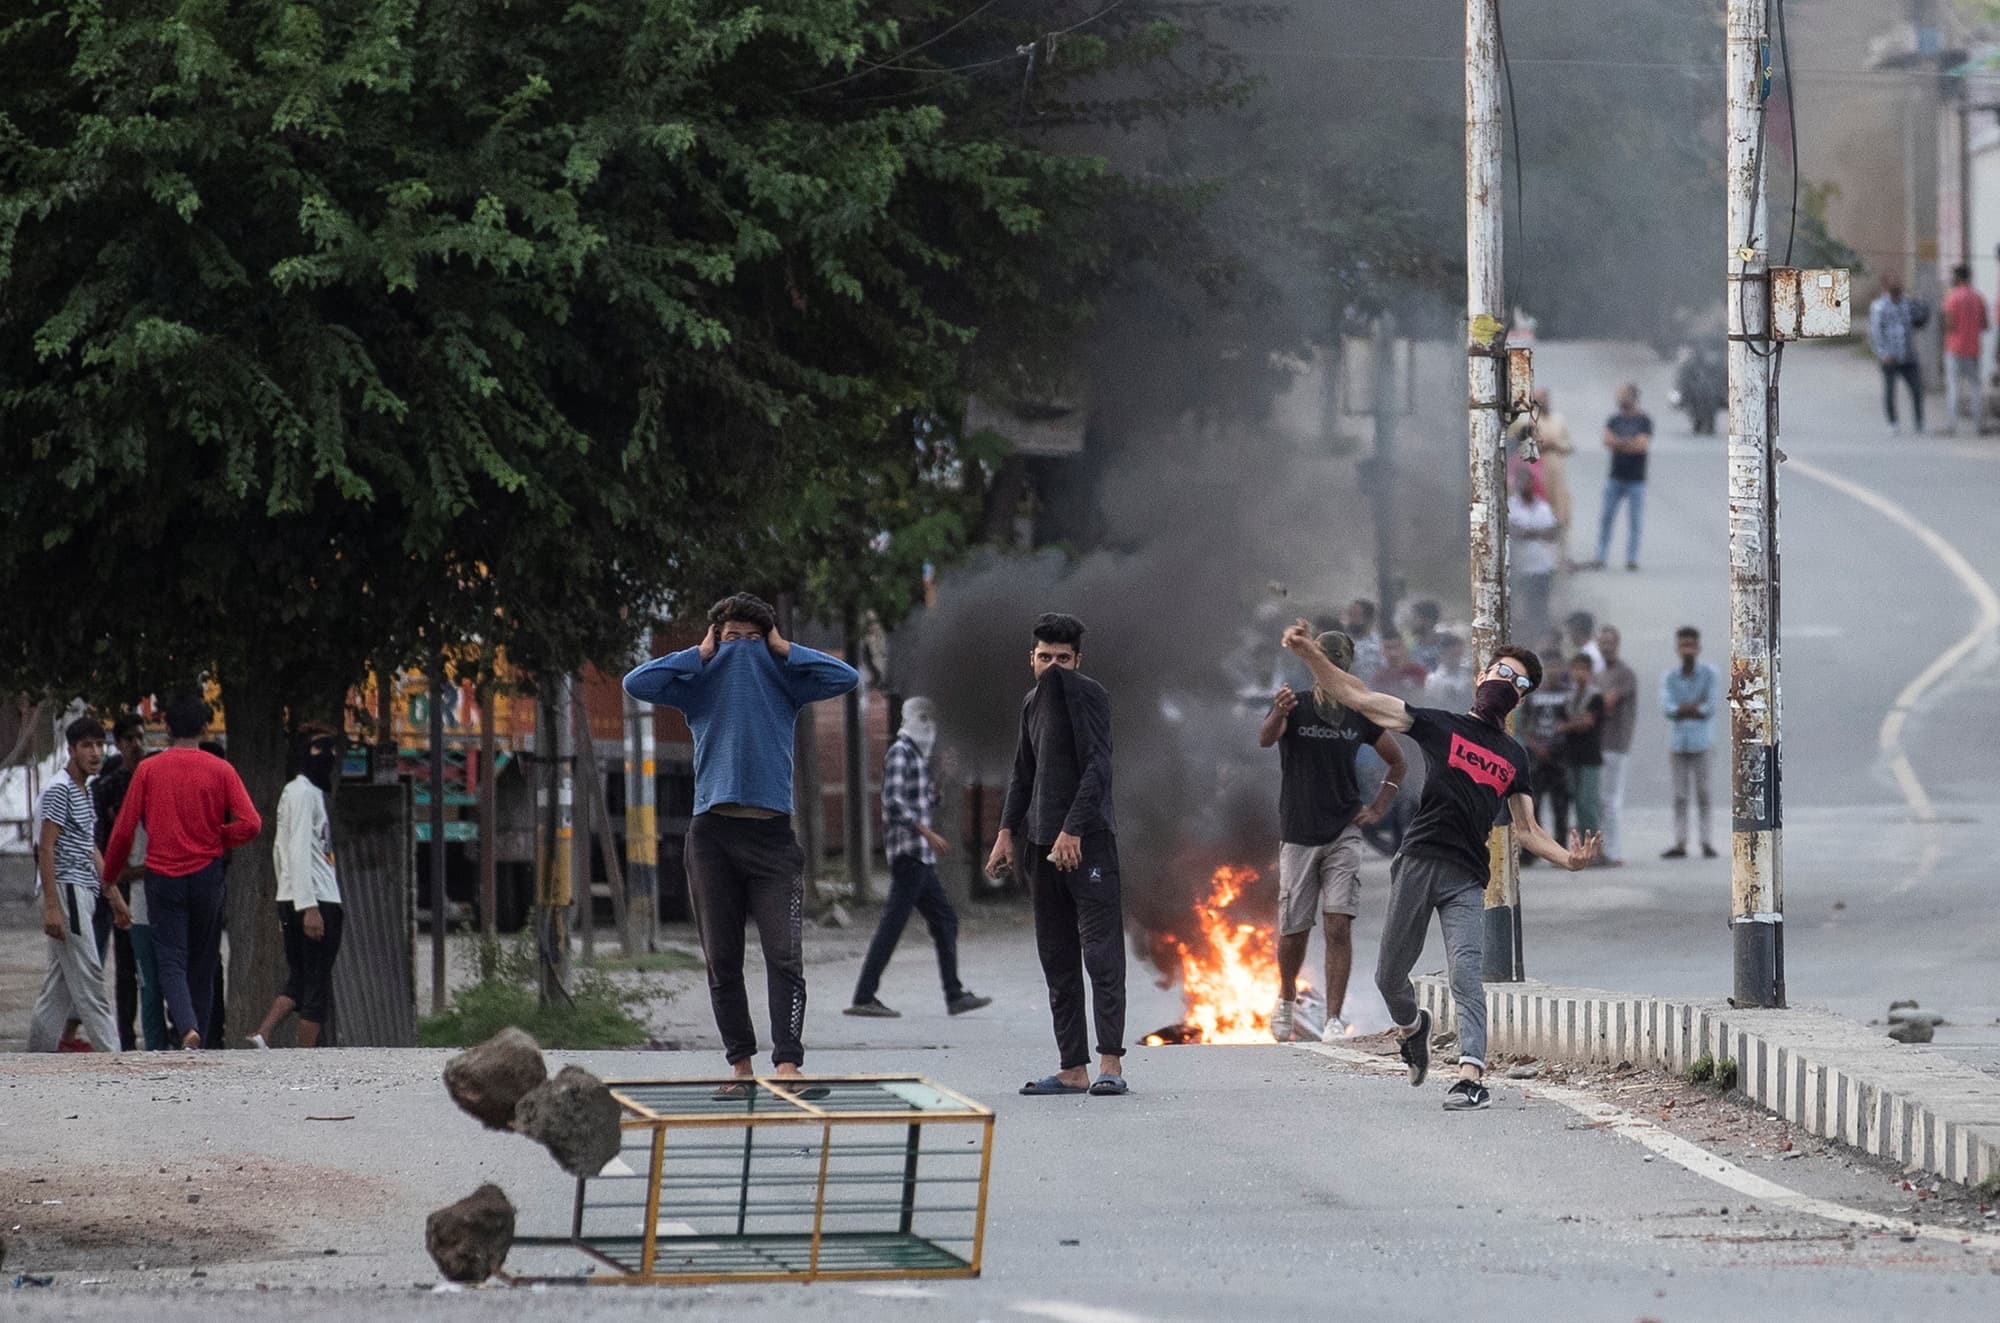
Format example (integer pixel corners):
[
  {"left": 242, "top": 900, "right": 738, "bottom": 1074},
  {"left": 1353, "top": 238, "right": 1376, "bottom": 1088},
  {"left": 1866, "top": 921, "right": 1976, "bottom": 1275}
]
[{"left": 1277, "top": 827, "right": 1364, "bottom": 934}]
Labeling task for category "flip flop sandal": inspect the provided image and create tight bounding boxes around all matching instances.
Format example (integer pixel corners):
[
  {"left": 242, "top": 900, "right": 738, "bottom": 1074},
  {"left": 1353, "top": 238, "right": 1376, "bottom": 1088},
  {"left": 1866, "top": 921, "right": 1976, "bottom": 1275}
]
[
  {"left": 710, "top": 1080, "right": 753, "bottom": 1102},
  {"left": 1088, "top": 1075, "right": 1130, "bottom": 1097},
  {"left": 777, "top": 1081, "right": 833, "bottom": 1101},
  {"left": 1019, "top": 1074, "right": 1089, "bottom": 1096}
]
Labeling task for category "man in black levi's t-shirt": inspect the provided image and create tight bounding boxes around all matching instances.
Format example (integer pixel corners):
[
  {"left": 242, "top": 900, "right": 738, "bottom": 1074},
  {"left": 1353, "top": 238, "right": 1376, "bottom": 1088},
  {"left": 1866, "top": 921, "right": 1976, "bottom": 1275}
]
[
  {"left": 1283, "top": 620, "right": 1600, "bottom": 1113},
  {"left": 1258, "top": 630, "right": 1407, "bottom": 1044}
]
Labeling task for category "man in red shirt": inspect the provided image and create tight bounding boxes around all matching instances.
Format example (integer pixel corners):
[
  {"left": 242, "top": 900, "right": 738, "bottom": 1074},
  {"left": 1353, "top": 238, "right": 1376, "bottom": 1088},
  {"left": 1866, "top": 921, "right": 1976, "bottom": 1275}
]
[
  {"left": 1942, "top": 263, "right": 1988, "bottom": 435},
  {"left": 102, "top": 692, "right": 262, "bottom": 1048}
]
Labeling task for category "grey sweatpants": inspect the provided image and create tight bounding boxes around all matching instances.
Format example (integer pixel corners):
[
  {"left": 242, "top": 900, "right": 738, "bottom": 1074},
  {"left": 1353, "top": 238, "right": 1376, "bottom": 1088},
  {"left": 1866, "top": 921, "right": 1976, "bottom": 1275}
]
[
  {"left": 1374, "top": 853, "right": 1488, "bottom": 1070},
  {"left": 1670, "top": 749, "right": 1714, "bottom": 847},
  {"left": 29, "top": 882, "right": 120, "bottom": 1053}
]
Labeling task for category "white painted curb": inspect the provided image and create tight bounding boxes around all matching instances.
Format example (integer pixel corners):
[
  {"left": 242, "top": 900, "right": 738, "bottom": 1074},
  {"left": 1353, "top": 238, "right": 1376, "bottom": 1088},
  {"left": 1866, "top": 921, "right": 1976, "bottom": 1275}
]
[{"left": 1413, "top": 976, "right": 2000, "bottom": 1187}]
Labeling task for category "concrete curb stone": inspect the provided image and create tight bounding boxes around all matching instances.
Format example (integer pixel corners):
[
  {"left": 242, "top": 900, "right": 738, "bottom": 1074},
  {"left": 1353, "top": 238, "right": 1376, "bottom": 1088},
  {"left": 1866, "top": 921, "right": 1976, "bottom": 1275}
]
[{"left": 1414, "top": 975, "right": 2000, "bottom": 1186}]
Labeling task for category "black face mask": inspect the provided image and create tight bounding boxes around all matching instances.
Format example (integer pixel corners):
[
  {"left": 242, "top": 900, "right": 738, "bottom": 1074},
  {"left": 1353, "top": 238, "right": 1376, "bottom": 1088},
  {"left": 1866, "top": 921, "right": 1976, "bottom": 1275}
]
[
  {"left": 1473, "top": 679, "right": 1522, "bottom": 722},
  {"left": 302, "top": 745, "right": 337, "bottom": 791}
]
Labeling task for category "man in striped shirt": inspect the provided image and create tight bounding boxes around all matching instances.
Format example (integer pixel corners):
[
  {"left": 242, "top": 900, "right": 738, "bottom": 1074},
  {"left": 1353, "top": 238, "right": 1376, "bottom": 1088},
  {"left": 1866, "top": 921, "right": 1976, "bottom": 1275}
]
[
  {"left": 30, "top": 717, "right": 129, "bottom": 1052},
  {"left": 845, "top": 698, "right": 990, "bottom": 1019}
]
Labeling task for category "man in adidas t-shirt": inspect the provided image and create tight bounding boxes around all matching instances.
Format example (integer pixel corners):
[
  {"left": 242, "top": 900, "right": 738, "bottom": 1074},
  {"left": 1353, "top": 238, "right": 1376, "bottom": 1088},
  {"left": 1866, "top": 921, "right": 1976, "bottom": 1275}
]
[{"left": 1283, "top": 621, "right": 1599, "bottom": 1111}]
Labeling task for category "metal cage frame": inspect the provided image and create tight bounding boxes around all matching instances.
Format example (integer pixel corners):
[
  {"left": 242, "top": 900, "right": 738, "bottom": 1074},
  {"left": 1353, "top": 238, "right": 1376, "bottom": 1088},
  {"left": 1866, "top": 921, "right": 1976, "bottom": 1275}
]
[{"left": 512, "top": 1074, "right": 995, "bottom": 1287}]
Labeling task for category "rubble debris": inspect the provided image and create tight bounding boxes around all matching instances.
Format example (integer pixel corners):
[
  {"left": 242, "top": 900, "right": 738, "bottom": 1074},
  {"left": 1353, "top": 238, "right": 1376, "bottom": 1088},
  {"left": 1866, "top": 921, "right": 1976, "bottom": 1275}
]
[
  {"left": 425, "top": 1184, "right": 516, "bottom": 1283},
  {"left": 512, "top": 1066, "right": 623, "bottom": 1178},
  {"left": 1886, "top": 1007, "right": 1945, "bottom": 1028},
  {"left": 1886, "top": 1020, "right": 1934, "bottom": 1044},
  {"left": 1887, "top": 999, "right": 1919, "bottom": 1012},
  {"left": 1505, "top": 1064, "right": 1540, "bottom": 1080},
  {"left": 443, "top": 1028, "right": 548, "bottom": 1130}
]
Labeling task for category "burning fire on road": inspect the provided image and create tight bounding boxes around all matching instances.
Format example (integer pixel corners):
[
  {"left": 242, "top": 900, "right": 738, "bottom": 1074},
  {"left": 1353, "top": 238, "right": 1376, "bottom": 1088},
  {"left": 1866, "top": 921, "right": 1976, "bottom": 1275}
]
[{"left": 1143, "top": 865, "right": 1289, "bottom": 1046}]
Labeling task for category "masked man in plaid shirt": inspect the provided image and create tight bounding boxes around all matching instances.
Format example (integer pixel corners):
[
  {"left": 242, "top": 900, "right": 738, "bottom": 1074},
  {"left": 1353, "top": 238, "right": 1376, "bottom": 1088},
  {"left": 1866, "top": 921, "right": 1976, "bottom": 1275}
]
[{"left": 844, "top": 698, "right": 992, "bottom": 1018}]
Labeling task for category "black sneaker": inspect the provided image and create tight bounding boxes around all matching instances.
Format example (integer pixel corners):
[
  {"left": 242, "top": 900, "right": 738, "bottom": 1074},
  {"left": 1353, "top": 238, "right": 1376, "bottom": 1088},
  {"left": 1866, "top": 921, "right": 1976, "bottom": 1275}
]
[
  {"left": 843, "top": 998, "right": 901, "bottom": 1018},
  {"left": 947, "top": 992, "right": 993, "bottom": 1016},
  {"left": 1701, "top": 843, "right": 1720, "bottom": 859},
  {"left": 1661, "top": 845, "right": 1688, "bottom": 859},
  {"left": 1398, "top": 1009, "right": 1432, "bottom": 1087},
  {"left": 1443, "top": 1078, "right": 1491, "bottom": 1111}
]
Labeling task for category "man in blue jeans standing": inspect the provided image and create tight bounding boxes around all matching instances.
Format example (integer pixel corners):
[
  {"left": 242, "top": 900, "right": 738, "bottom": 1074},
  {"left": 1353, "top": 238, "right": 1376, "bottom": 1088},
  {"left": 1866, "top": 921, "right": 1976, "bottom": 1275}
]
[
  {"left": 1590, "top": 383, "right": 1651, "bottom": 572},
  {"left": 624, "top": 593, "right": 858, "bottom": 1091},
  {"left": 844, "top": 697, "right": 991, "bottom": 1019}
]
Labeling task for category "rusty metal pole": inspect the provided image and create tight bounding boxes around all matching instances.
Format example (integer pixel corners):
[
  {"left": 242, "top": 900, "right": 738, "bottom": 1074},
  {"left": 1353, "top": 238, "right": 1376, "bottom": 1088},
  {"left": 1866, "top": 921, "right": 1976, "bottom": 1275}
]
[
  {"left": 1726, "top": 0, "right": 1784, "bottom": 1007},
  {"left": 427, "top": 649, "right": 448, "bottom": 1014},
  {"left": 1468, "top": 0, "right": 1521, "bottom": 982}
]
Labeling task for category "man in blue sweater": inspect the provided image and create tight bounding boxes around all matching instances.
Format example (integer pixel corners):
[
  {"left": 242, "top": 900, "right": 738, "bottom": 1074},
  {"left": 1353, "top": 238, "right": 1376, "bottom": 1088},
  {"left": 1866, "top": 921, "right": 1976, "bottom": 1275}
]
[{"left": 624, "top": 593, "right": 859, "bottom": 1088}]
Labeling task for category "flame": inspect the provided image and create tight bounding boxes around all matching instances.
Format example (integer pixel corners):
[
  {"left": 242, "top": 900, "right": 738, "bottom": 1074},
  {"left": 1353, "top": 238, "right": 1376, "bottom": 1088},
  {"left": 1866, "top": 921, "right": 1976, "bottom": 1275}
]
[{"left": 1160, "top": 865, "right": 1281, "bottom": 1044}]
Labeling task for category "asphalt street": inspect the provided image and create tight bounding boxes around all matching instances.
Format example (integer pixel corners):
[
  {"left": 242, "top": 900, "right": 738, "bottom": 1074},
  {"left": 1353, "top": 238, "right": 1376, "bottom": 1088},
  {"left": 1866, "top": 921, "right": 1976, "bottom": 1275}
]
[
  {"left": 2, "top": 950, "right": 1998, "bottom": 1323},
  {"left": 1489, "top": 341, "right": 2000, "bottom": 1073},
  {"left": 4, "top": 338, "right": 1999, "bottom": 1319}
]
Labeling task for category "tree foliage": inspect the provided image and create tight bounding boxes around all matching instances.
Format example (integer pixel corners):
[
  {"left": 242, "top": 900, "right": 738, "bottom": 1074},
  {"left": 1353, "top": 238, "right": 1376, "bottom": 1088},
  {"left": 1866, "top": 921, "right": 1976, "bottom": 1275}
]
[{"left": 0, "top": 0, "right": 1248, "bottom": 1027}]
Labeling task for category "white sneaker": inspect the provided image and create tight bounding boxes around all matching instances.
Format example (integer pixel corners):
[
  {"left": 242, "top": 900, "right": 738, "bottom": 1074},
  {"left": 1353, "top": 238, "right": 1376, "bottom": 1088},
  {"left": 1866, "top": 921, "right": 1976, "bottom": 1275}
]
[
  {"left": 1270, "top": 998, "right": 1296, "bottom": 1043},
  {"left": 246, "top": 1033, "right": 269, "bottom": 1051},
  {"left": 1321, "top": 1016, "right": 1350, "bottom": 1043}
]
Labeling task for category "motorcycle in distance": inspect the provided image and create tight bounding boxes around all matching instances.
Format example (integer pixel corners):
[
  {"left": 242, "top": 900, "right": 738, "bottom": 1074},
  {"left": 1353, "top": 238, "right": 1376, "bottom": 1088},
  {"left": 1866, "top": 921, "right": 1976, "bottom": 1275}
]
[{"left": 1669, "top": 341, "right": 1726, "bottom": 435}]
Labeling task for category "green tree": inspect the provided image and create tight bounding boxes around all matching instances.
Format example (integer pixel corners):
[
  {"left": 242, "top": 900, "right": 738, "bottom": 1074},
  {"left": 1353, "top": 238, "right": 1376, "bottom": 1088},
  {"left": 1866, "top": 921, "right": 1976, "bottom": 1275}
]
[{"left": 0, "top": 0, "right": 1225, "bottom": 1028}]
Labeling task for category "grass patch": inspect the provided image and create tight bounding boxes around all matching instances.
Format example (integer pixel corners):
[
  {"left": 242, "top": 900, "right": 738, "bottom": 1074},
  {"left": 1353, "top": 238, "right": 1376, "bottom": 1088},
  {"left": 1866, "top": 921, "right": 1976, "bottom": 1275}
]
[
  {"left": 1715, "top": 1057, "right": 1740, "bottom": 1092},
  {"left": 1686, "top": 1054, "right": 1715, "bottom": 1085},
  {"left": 588, "top": 948, "right": 705, "bottom": 975},
  {"left": 420, "top": 935, "right": 649, "bottom": 1050}
]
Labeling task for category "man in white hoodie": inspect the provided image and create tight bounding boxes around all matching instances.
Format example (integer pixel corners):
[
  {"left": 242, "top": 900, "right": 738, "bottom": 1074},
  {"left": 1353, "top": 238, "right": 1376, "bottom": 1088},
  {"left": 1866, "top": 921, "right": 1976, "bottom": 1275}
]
[
  {"left": 249, "top": 726, "right": 344, "bottom": 1048},
  {"left": 844, "top": 698, "right": 991, "bottom": 1019}
]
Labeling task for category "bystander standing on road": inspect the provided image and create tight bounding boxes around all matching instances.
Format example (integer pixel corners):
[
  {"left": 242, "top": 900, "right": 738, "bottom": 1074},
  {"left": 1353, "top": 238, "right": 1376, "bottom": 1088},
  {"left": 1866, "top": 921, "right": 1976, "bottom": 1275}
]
[
  {"left": 102, "top": 693, "right": 259, "bottom": 1051},
  {"left": 845, "top": 698, "right": 992, "bottom": 1020},
  {"left": 1510, "top": 386, "right": 1575, "bottom": 565},
  {"left": 1257, "top": 632, "right": 1404, "bottom": 1044},
  {"left": 1589, "top": 384, "right": 1651, "bottom": 572},
  {"left": 1404, "top": 600, "right": 1445, "bottom": 672},
  {"left": 249, "top": 726, "right": 346, "bottom": 1048},
  {"left": 1594, "top": 625, "right": 1639, "bottom": 867},
  {"left": 1341, "top": 599, "right": 1384, "bottom": 680},
  {"left": 623, "top": 593, "right": 859, "bottom": 1092},
  {"left": 1283, "top": 622, "right": 1599, "bottom": 1112},
  {"left": 1566, "top": 611, "right": 1606, "bottom": 674},
  {"left": 1421, "top": 633, "right": 1474, "bottom": 715},
  {"left": 1660, "top": 627, "right": 1720, "bottom": 860},
  {"left": 29, "top": 718, "right": 129, "bottom": 1052},
  {"left": 1518, "top": 661, "right": 1570, "bottom": 858},
  {"left": 1369, "top": 632, "right": 1429, "bottom": 701},
  {"left": 987, "top": 613, "right": 1128, "bottom": 1098},
  {"left": 1507, "top": 465, "right": 1559, "bottom": 639},
  {"left": 1869, "top": 275, "right": 1926, "bottom": 435},
  {"left": 1557, "top": 656, "right": 1606, "bottom": 841},
  {"left": 93, "top": 712, "right": 164, "bottom": 1050},
  {"left": 1942, "top": 264, "right": 1987, "bottom": 436}
]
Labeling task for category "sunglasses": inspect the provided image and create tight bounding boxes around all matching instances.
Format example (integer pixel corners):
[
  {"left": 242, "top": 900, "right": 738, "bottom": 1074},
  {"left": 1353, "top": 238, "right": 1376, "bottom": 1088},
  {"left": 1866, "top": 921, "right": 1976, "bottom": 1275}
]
[{"left": 1491, "top": 662, "right": 1534, "bottom": 693}]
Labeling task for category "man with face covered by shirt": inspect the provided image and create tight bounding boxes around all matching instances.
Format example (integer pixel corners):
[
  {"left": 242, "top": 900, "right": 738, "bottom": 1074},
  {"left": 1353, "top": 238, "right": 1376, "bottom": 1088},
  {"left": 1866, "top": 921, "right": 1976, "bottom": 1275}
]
[
  {"left": 1284, "top": 620, "right": 1600, "bottom": 1112},
  {"left": 624, "top": 593, "right": 859, "bottom": 1090},
  {"left": 987, "top": 612, "right": 1127, "bottom": 1097}
]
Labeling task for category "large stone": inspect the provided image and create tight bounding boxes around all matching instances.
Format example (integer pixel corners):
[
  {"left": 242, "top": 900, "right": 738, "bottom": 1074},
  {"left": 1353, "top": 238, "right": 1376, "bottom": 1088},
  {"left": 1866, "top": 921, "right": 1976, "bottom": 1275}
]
[
  {"left": 1887, "top": 1007, "right": 1946, "bottom": 1028},
  {"left": 513, "top": 1065, "right": 623, "bottom": 1178},
  {"left": 443, "top": 1028, "right": 548, "bottom": 1130},
  {"left": 1886, "top": 1020, "right": 1935, "bottom": 1044},
  {"left": 425, "top": 1184, "right": 515, "bottom": 1283}
]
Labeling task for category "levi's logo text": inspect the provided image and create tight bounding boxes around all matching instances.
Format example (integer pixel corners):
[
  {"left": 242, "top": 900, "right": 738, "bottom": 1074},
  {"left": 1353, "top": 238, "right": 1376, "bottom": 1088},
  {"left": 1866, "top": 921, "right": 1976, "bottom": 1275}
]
[{"left": 1447, "top": 734, "right": 1514, "bottom": 794}]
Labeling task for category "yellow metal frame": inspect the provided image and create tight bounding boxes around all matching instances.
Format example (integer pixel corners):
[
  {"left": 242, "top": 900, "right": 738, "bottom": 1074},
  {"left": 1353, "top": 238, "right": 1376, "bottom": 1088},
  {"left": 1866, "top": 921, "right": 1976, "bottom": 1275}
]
[{"left": 524, "top": 1075, "right": 994, "bottom": 1288}]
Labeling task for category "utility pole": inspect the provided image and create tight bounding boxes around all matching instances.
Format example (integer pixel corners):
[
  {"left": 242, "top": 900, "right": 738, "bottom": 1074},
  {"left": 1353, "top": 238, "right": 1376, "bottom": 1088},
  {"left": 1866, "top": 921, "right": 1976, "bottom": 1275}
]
[
  {"left": 427, "top": 649, "right": 448, "bottom": 1014},
  {"left": 478, "top": 679, "right": 497, "bottom": 939},
  {"left": 623, "top": 686, "right": 658, "bottom": 951},
  {"left": 1467, "top": 0, "right": 1522, "bottom": 982},
  {"left": 1370, "top": 314, "right": 1400, "bottom": 629},
  {"left": 571, "top": 683, "right": 596, "bottom": 961},
  {"left": 1725, "top": 0, "right": 1784, "bottom": 1007},
  {"left": 842, "top": 610, "right": 870, "bottom": 902}
]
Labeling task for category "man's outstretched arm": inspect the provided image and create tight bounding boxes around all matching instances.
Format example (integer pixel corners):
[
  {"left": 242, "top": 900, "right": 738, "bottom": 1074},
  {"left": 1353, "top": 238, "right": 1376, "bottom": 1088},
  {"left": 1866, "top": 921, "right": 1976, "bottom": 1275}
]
[
  {"left": 1281, "top": 619, "right": 1411, "bottom": 732},
  {"left": 1508, "top": 793, "right": 1600, "bottom": 870}
]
